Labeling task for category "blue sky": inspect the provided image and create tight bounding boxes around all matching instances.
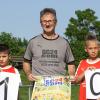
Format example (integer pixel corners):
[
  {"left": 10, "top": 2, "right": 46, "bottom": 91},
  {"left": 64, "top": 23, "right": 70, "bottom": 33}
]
[{"left": 0, "top": 0, "right": 100, "bottom": 40}]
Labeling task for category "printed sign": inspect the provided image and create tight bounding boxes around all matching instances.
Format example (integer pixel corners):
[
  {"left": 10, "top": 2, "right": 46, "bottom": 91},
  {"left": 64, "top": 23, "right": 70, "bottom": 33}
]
[
  {"left": 0, "top": 72, "right": 21, "bottom": 100},
  {"left": 85, "top": 69, "right": 100, "bottom": 99},
  {"left": 31, "top": 76, "right": 71, "bottom": 100}
]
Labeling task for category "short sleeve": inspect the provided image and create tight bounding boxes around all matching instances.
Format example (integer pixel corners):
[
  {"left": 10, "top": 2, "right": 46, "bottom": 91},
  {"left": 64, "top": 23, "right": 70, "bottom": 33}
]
[
  {"left": 75, "top": 60, "right": 84, "bottom": 80},
  {"left": 24, "top": 40, "right": 33, "bottom": 60},
  {"left": 65, "top": 41, "right": 75, "bottom": 64}
]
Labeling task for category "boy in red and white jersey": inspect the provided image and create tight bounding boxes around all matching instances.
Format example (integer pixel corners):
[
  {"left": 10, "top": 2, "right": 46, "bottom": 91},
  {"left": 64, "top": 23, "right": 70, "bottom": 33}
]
[{"left": 75, "top": 34, "right": 100, "bottom": 100}]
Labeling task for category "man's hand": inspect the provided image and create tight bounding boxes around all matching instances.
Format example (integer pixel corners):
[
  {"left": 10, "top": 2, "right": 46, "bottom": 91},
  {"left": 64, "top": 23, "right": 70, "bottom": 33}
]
[{"left": 27, "top": 73, "right": 37, "bottom": 81}]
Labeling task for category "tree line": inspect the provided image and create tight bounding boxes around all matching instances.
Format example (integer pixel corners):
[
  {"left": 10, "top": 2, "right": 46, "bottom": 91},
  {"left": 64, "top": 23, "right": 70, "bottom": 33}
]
[
  {"left": 65, "top": 8, "right": 100, "bottom": 66},
  {"left": 0, "top": 32, "right": 28, "bottom": 56}
]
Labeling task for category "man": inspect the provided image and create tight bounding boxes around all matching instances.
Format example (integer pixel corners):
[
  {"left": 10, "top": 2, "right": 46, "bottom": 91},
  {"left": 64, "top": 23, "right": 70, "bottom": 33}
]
[{"left": 23, "top": 8, "right": 75, "bottom": 81}]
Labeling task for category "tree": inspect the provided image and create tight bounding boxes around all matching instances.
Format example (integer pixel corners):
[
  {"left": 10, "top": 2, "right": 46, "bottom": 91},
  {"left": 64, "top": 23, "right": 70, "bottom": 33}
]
[
  {"left": 0, "top": 32, "right": 28, "bottom": 55},
  {"left": 64, "top": 8, "right": 100, "bottom": 41},
  {"left": 64, "top": 9, "right": 100, "bottom": 66},
  {"left": 70, "top": 41, "right": 88, "bottom": 66}
]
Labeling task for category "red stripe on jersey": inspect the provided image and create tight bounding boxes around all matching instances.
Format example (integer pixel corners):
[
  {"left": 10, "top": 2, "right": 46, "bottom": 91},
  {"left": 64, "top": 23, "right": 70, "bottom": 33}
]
[{"left": 2, "top": 67, "right": 16, "bottom": 73}]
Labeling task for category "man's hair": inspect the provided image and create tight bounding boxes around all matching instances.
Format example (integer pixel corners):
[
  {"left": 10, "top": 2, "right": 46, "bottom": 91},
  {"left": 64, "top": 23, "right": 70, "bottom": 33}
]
[
  {"left": 40, "top": 8, "right": 57, "bottom": 21},
  {"left": 0, "top": 44, "right": 10, "bottom": 54},
  {"left": 85, "top": 34, "right": 99, "bottom": 46}
]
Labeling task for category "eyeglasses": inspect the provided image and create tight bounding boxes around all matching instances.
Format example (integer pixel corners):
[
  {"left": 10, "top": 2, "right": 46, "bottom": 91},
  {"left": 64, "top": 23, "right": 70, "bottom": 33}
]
[{"left": 41, "top": 20, "right": 55, "bottom": 24}]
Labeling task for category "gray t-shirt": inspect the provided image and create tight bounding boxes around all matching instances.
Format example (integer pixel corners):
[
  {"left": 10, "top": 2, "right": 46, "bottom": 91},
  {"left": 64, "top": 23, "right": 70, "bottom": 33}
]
[{"left": 24, "top": 34, "right": 74, "bottom": 75}]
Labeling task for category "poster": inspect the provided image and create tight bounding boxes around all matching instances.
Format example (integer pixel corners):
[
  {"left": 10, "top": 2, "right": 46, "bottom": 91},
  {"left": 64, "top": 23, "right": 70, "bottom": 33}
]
[
  {"left": 85, "top": 69, "right": 100, "bottom": 99},
  {"left": 0, "top": 72, "right": 21, "bottom": 100},
  {"left": 31, "top": 76, "right": 71, "bottom": 100}
]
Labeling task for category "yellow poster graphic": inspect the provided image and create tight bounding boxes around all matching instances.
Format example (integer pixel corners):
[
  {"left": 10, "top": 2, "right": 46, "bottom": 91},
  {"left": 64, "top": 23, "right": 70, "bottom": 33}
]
[{"left": 31, "top": 76, "right": 71, "bottom": 100}]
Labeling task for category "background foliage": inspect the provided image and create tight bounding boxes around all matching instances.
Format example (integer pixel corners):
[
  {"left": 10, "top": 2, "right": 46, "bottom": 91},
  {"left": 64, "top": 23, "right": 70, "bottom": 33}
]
[
  {"left": 0, "top": 32, "right": 28, "bottom": 56},
  {"left": 64, "top": 8, "right": 100, "bottom": 66},
  {"left": 64, "top": 8, "right": 100, "bottom": 41}
]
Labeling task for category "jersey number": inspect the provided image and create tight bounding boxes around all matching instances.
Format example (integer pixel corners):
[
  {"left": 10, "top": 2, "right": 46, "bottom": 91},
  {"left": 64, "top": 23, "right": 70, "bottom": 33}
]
[{"left": 0, "top": 77, "right": 9, "bottom": 100}]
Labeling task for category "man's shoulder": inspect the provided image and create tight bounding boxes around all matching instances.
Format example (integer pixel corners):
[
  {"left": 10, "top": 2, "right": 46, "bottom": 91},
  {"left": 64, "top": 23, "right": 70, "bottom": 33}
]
[
  {"left": 29, "top": 34, "right": 42, "bottom": 42},
  {"left": 58, "top": 35, "right": 69, "bottom": 44},
  {"left": 30, "top": 34, "right": 41, "bottom": 40}
]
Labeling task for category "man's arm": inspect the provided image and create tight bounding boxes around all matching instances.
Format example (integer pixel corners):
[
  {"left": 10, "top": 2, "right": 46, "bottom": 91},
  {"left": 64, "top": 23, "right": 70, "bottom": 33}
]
[
  {"left": 23, "top": 59, "right": 36, "bottom": 81},
  {"left": 68, "top": 64, "right": 75, "bottom": 82},
  {"left": 68, "top": 64, "right": 75, "bottom": 76}
]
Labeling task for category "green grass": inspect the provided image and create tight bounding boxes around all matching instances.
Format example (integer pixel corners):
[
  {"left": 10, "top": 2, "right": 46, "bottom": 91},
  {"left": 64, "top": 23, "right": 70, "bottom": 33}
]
[
  {"left": 71, "top": 85, "right": 79, "bottom": 100},
  {"left": 18, "top": 70, "right": 31, "bottom": 100},
  {"left": 19, "top": 70, "right": 79, "bottom": 100},
  {"left": 19, "top": 87, "right": 30, "bottom": 100}
]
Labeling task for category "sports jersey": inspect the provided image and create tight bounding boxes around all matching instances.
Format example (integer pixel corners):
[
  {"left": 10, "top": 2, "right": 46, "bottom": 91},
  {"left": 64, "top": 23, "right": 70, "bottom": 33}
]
[
  {"left": 0, "top": 65, "right": 21, "bottom": 85},
  {"left": 0, "top": 65, "right": 17, "bottom": 73},
  {"left": 75, "top": 59, "right": 100, "bottom": 100},
  {"left": 24, "top": 34, "right": 74, "bottom": 75},
  {"left": 0, "top": 65, "right": 21, "bottom": 100}
]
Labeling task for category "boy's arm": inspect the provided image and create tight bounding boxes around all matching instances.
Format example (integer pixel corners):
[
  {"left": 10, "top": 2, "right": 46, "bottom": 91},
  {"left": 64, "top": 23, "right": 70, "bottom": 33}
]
[
  {"left": 75, "top": 66, "right": 95, "bottom": 83},
  {"left": 75, "top": 72, "right": 85, "bottom": 83},
  {"left": 75, "top": 66, "right": 95, "bottom": 84},
  {"left": 74, "top": 60, "right": 85, "bottom": 84}
]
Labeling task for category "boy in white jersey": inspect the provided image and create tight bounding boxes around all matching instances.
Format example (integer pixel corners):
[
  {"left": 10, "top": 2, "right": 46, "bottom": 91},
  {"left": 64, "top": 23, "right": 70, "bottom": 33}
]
[
  {"left": 0, "top": 44, "right": 17, "bottom": 73},
  {"left": 0, "top": 43, "right": 21, "bottom": 100}
]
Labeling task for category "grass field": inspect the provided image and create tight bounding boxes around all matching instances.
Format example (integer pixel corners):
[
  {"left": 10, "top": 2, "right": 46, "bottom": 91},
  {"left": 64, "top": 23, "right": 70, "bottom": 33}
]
[
  {"left": 19, "top": 70, "right": 79, "bottom": 100},
  {"left": 71, "top": 85, "right": 79, "bottom": 100}
]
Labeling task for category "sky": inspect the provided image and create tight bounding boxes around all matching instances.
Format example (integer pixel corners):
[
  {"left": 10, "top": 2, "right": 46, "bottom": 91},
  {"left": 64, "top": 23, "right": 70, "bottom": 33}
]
[{"left": 0, "top": 0, "right": 100, "bottom": 40}]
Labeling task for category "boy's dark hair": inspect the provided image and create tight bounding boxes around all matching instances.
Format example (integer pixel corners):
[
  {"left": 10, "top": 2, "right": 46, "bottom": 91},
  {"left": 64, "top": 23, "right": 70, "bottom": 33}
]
[
  {"left": 0, "top": 44, "right": 10, "bottom": 54},
  {"left": 85, "top": 34, "right": 97, "bottom": 41},
  {"left": 40, "top": 8, "right": 57, "bottom": 21},
  {"left": 85, "top": 34, "right": 99, "bottom": 46}
]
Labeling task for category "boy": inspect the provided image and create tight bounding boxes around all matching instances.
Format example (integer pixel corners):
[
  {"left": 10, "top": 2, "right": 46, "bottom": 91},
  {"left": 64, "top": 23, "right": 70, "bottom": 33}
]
[
  {"left": 75, "top": 34, "right": 100, "bottom": 100},
  {"left": 0, "top": 43, "right": 21, "bottom": 100},
  {"left": 0, "top": 43, "right": 18, "bottom": 73}
]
